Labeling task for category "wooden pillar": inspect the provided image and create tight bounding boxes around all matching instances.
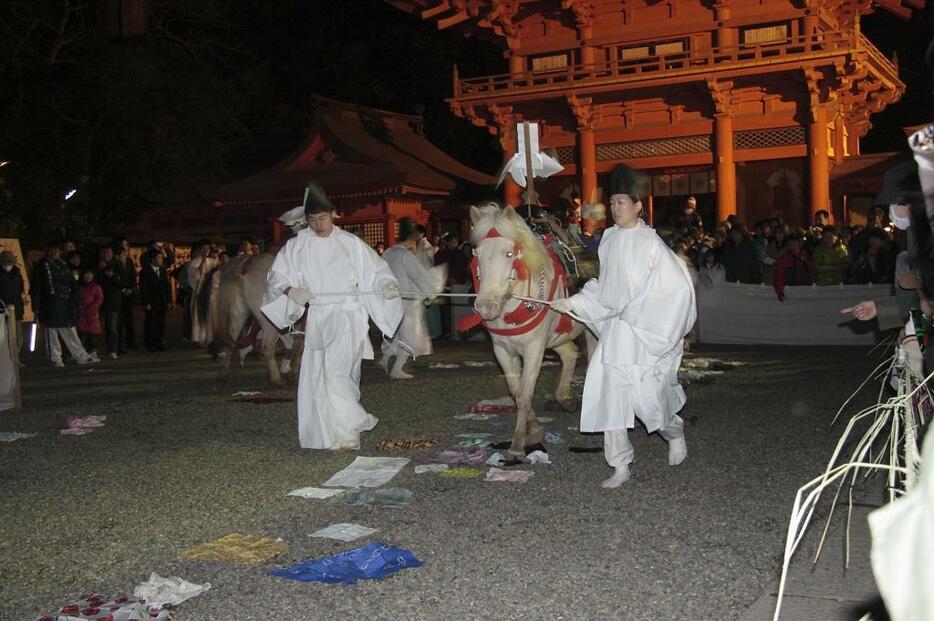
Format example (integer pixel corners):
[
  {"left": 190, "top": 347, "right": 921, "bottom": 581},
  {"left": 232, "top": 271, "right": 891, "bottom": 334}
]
[
  {"left": 846, "top": 123, "right": 861, "bottom": 156},
  {"left": 579, "top": 127, "right": 597, "bottom": 205},
  {"left": 502, "top": 149, "right": 522, "bottom": 207},
  {"left": 581, "top": 45, "right": 595, "bottom": 72},
  {"left": 714, "top": 113, "right": 736, "bottom": 223},
  {"left": 833, "top": 114, "right": 846, "bottom": 163},
  {"left": 809, "top": 105, "right": 830, "bottom": 219},
  {"left": 509, "top": 55, "right": 524, "bottom": 81},
  {"left": 645, "top": 195, "right": 654, "bottom": 226},
  {"left": 714, "top": 3, "right": 736, "bottom": 52}
]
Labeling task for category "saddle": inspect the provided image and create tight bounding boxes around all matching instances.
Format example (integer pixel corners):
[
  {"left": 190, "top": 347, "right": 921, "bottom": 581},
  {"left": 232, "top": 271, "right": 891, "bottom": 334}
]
[{"left": 527, "top": 213, "right": 599, "bottom": 292}]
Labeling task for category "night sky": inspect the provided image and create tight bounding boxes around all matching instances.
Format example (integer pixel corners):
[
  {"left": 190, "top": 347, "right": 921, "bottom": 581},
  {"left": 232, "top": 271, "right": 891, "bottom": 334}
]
[{"left": 2, "top": 0, "right": 933, "bottom": 244}]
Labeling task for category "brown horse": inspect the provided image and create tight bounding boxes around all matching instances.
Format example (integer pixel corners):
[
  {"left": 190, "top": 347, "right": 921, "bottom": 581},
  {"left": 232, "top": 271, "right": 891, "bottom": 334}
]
[
  {"left": 202, "top": 254, "right": 302, "bottom": 386},
  {"left": 469, "top": 203, "right": 594, "bottom": 456}
]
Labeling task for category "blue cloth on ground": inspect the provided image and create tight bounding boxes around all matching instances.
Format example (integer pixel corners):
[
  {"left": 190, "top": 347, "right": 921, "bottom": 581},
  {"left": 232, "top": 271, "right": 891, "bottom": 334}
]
[{"left": 267, "top": 542, "right": 423, "bottom": 584}]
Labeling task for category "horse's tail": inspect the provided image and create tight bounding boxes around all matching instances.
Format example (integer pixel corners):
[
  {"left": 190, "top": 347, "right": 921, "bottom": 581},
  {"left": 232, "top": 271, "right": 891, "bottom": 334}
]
[{"left": 212, "top": 271, "right": 237, "bottom": 351}]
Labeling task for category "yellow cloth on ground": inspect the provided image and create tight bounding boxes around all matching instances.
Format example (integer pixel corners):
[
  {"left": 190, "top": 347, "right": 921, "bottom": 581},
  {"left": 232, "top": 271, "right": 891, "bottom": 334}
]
[
  {"left": 180, "top": 533, "right": 287, "bottom": 564},
  {"left": 439, "top": 467, "right": 482, "bottom": 478}
]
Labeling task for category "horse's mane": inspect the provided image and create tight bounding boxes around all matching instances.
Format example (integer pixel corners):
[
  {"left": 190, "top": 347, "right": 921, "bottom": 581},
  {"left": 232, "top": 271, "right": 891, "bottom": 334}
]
[{"left": 470, "top": 202, "right": 550, "bottom": 278}]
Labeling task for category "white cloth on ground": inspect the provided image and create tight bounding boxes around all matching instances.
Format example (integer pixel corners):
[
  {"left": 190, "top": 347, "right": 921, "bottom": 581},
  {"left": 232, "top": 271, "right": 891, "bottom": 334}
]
[
  {"left": 309, "top": 523, "right": 378, "bottom": 542},
  {"left": 322, "top": 456, "right": 411, "bottom": 488},
  {"left": 381, "top": 244, "right": 446, "bottom": 358},
  {"left": 133, "top": 572, "right": 210, "bottom": 608},
  {"left": 263, "top": 227, "right": 402, "bottom": 449},
  {"left": 286, "top": 486, "right": 345, "bottom": 499}
]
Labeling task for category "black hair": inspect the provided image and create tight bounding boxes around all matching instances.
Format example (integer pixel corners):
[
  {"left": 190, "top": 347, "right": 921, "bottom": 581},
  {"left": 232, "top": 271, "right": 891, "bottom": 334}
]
[{"left": 397, "top": 218, "right": 417, "bottom": 244}]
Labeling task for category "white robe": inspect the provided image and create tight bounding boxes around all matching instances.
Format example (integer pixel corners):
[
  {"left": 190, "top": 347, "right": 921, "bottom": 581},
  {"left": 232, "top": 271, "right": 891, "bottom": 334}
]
[
  {"left": 382, "top": 244, "right": 446, "bottom": 358},
  {"left": 566, "top": 222, "right": 696, "bottom": 433},
  {"left": 263, "top": 227, "right": 403, "bottom": 449}
]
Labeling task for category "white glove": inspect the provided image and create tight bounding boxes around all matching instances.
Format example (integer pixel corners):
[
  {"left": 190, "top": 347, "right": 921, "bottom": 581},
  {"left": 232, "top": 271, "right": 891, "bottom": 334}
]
[
  {"left": 287, "top": 287, "right": 313, "bottom": 305},
  {"left": 383, "top": 283, "right": 400, "bottom": 300},
  {"left": 549, "top": 298, "right": 574, "bottom": 315}
]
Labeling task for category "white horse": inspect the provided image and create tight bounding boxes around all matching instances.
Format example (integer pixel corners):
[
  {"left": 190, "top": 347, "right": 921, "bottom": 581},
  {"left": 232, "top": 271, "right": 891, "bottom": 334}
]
[
  {"left": 203, "top": 254, "right": 303, "bottom": 386},
  {"left": 469, "top": 203, "right": 593, "bottom": 456}
]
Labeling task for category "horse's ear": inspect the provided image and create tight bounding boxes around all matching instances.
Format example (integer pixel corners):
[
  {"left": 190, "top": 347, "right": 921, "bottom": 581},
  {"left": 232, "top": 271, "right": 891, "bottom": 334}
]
[
  {"left": 503, "top": 205, "right": 520, "bottom": 222},
  {"left": 470, "top": 205, "right": 483, "bottom": 224}
]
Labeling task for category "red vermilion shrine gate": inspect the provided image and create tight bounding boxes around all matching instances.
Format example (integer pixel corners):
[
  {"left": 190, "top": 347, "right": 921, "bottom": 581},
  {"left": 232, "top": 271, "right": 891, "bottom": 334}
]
[{"left": 388, "top": 0, "right": 923, "bottom": 227}]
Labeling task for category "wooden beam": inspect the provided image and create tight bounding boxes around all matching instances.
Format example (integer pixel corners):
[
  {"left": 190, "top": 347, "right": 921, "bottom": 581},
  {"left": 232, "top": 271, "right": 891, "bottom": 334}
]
[
  {"left": 437, "top": 10, "right": 469, "bottom": 29},
  {"left": 876, "top": 0, "right": 913, "bottom": 18},
  {"left": 421, "top": 1, "right": 450, "bottom": 19}
]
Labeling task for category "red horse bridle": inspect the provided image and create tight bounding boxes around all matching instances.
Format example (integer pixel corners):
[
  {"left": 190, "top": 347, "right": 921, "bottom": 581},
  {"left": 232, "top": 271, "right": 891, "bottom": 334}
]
[{"left": 465, "top": 227, "right": 571, "bottom": 337}]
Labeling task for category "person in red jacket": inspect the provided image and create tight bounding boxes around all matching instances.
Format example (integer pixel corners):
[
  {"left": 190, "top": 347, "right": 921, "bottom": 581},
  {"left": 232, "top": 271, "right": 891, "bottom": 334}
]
[
  {"left": 773, "top": 234, "right": 815, "bottom": 301},
  {"left": 75, "top": 268, "right": 104, "bottom": 356}
]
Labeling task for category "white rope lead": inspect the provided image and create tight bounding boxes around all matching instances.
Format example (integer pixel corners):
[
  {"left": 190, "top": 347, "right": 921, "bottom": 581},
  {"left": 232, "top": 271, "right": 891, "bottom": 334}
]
[
  {"left": 307, "top": 290, "right": 478, "bottom": 299},
  {"left": 510, "top": 294, "right": 618, "bottom": 324}
]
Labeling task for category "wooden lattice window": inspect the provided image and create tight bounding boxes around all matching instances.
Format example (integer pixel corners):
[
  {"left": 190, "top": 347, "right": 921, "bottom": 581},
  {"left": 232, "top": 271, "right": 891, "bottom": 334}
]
[
  {"left": 655, "top": 41, "right": 684, "bottom": 56},
  {"left": 733, "top": 127, "right": 805, "bottom": 149},
  {"left": 620, "top": 46, "right": 650, "bottom": 61},
  {"left": 741, "top": 23, "right": 789, "bottom": 46},
  {"left": 531, "top": 53, "right": 569, "bottom": 72}
]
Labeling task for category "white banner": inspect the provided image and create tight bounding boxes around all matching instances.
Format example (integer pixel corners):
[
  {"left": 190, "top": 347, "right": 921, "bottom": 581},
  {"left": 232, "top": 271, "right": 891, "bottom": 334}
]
[{"left": 697, "top": 282, "right": 894, "bottom": 346}]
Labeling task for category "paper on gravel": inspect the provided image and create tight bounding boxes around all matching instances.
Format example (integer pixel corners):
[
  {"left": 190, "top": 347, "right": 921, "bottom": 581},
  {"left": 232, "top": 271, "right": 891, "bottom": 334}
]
[
  {"left": 0, "top": 432, "right": 36, "bottom": 442},
  {"left": 485, "top": 467, "right": 534, "bottom": 483},
  {"left": 287, "top": 486, "right": 345, "bottom": 499},
  {"left": 323, "top": 456, "right": 410, "bottom": 488},
  {"left": 414, "top": 464, "right": 448, "bottom": 474},
  {"left": 133, "top": 572, "right": 210, "bottom": 608},
  {"left": 310, "top": 523, "right": 379, "bottom": 542}
]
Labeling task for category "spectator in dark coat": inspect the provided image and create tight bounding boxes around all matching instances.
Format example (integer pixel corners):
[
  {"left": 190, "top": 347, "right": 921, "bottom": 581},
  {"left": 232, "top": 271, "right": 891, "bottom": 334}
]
[
  {"left": 100, "top": 245, "right": 129, "bottom": 358},
  {"left": 721, "top": 225, "right": 762, "bottom": 284},
  {"left": 30, "top": 241, "right": 95, "bottom": 367},
  {"left": 852, "top": 227, "right": 895, "bottom": 284},
  {"left": 0, "top": 250, "right": 26, "bottom": 352},
  {"left": 0, "top": 251, "right": 25, "bottom": 321},
  {"left": 114, "top": 237, "right": 138, "bottom": 349},
  {"left": 140, "top": 249, "right": 171, "bottom": 351},
  {"left": 773, "top": 235, "right": 815, "bottom": 301}
]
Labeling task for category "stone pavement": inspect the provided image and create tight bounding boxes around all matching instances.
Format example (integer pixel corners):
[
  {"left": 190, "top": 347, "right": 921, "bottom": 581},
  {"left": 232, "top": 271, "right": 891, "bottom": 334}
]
[{"left": 740, "top": 485, "right": 888, "bottom": 621}]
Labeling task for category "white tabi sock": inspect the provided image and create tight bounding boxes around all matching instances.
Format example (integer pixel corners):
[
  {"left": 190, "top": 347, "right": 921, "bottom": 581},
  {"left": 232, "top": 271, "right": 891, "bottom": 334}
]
[
  {"left": 601, "top": 465, "right": 631, "bottom": 488},
  {"left": 668, "top": 436, "right": 687, "bottom": 466}
]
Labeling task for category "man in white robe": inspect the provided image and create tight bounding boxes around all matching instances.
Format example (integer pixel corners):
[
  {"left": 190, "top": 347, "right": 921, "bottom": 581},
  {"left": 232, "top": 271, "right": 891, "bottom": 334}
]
[
  {"left": 552, "top": 164, "right": 696, "bottom": 488},
  {"left": 262, "top": 183, "right": 403, "bottom": 450},
  {"left": 380, "top": 219, "right": 446, "bottom": 379}
]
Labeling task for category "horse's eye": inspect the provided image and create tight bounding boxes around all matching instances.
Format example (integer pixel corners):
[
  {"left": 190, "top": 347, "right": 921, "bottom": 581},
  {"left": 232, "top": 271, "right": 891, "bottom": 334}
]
[{"left": 505, "top": 251, "right": 514, "bottom": 258}]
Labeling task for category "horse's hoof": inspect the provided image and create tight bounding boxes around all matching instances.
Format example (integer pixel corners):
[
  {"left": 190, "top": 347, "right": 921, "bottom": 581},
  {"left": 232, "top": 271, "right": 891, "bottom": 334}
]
[
  {"left": 526, "top": 426, "right": 544, "bottom": 447},
  {"left": 506, "top": 447, "right": 525, "bottom": 458},
  {"left": 556, "top": 397, "right": 578, "bottom": 412}
]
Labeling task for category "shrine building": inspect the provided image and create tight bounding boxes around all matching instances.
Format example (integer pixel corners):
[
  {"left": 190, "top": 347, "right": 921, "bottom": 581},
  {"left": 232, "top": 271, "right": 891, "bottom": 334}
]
[
  {"left": 138, "top": 96, "right": 494, "bottom": 248},
  {"left": 387, "top": 0, "right": 923, "bottom": 229}
]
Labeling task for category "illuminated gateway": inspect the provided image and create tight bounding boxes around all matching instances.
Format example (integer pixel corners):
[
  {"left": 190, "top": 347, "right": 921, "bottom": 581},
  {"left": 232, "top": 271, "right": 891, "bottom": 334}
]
[{"left": 388, "top": 0, "right": 923, "bottom": 227}]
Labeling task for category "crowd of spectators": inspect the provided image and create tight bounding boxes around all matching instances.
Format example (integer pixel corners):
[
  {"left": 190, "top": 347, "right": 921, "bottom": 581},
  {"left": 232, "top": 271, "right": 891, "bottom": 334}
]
[
  {"left": 662, "top": 201, "right": 898, "bottom": 301},
  {"left": 0, "top": 236, "right": 261, "bottom": 367}
]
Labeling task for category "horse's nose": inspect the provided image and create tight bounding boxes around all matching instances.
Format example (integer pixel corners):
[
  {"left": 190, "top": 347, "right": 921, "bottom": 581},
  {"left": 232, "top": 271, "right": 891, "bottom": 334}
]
[{"left": 476, "top": 299, "right": 501, "bottom": 321}]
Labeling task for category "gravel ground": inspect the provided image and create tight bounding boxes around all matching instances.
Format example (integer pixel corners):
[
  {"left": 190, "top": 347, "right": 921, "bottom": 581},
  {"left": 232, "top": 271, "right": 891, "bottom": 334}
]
[{"left": 0, "top": 323, "right": 883, "bottom": 620}]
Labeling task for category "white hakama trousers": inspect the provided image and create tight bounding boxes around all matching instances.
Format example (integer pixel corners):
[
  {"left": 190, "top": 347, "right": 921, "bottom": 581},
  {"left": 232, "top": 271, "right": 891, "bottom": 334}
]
[
  {"left": 297, "top": 310, "right": 377, "bottom": 450},
  {"left": 584, "top": 359, "right": 686, "bottom": 469},
  {"left": 604, "top": 415, "right": 684, "bottom": 468}
]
